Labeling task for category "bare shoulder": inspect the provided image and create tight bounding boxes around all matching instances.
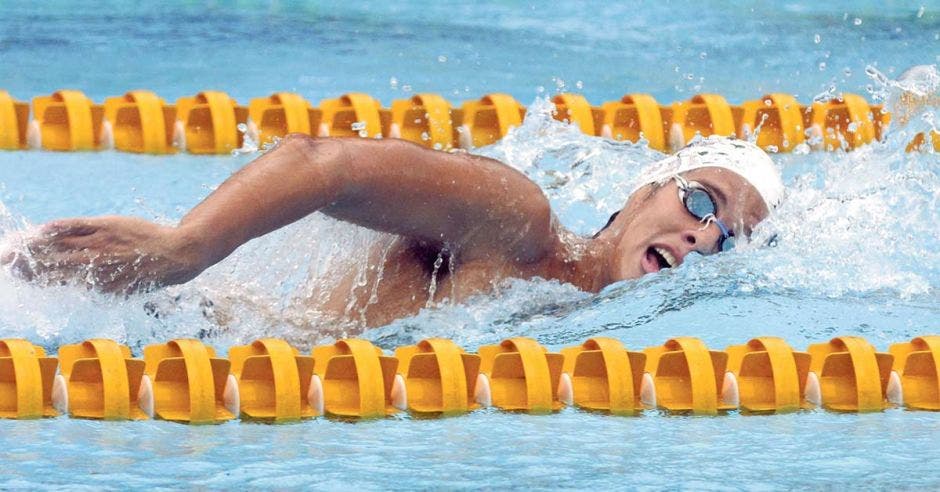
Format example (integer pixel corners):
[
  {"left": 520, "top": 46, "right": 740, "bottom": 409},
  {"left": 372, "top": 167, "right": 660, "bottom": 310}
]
[{"left": 317, "top": 137, "right": 559, "bottom": 266}]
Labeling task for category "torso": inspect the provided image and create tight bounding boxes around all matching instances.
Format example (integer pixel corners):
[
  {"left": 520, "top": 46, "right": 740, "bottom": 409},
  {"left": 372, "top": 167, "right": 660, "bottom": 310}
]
[{"left": 315, "top": 236, "right": 556, "bottom": 327}]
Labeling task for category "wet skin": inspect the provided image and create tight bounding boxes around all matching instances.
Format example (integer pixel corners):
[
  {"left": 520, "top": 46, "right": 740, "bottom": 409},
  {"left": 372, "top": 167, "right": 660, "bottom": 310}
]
[{"left": 1, "top": 135, "right": 769, "bottom": 327}]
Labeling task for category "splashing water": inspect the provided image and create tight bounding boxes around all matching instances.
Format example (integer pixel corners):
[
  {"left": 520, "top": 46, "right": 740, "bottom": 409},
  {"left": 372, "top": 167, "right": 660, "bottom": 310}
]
[{"left": 1, "top": 75, "right": 939, "bottom": 353}]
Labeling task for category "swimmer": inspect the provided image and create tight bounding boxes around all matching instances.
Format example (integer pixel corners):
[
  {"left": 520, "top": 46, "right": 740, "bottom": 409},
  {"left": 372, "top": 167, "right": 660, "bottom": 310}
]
[{"left": 1, "top": 135, "right": 783, "bottom": 327}]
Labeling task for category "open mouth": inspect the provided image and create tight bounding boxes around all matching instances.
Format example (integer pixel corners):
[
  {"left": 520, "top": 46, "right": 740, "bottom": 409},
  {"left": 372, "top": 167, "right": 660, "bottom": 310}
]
[{"left": 648, "top": 246, "right": 677, "bottom": 270}]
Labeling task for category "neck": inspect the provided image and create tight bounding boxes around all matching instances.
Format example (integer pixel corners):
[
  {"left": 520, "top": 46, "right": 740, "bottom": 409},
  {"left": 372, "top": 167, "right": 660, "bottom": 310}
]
[{"left": 548, "top": 231, "right": 616, "bottom": 293}]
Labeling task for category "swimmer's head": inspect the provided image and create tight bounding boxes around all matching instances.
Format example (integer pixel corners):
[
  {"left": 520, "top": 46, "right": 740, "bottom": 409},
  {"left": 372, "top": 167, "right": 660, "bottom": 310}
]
[{"left": 596, "top": 136, "right": 784, "bottom": 280}]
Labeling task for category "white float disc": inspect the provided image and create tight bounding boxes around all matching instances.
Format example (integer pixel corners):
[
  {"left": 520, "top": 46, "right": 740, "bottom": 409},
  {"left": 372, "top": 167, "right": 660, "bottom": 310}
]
[
  {"left": 308, "top": 374, "right": 324, "bottom": 416},
  {"left": 886, "top": 370, "right": 904, "bottom": 406},
  {"left": 639, "top": 372, "right": 657, "bottom": 408},
  {"left": 474, "top": 373, "right": 491, "bottom": 408},
  {"left": 99, "top": 120, "right": 114, "bottom": 150},
  {"left": 390, "top": 374, "right": 408, "bottom": 411},
  {"left": 245, "top": 118, "right": 260, "bottom": 145},
  {"left": 172, "top": 120, "right": 186, "bottom": 150},
  {"left": 804, "top": 371, "right": 821, "bottom": 407},
  {"left": 721, "top": 372, "right": 740, "bottom": 407},
  {"left": 457, "top": 125, "right": 473, "bottom": 149},
  {"left": 223, "top": 374, "right": 240, "bottom": 417},
  {"left": 137, "top": 374, "right": 154, "bottom": 419},
  {"left": 51, "top": 374, "right": 68, "bottom": 415},
  {"left": 669, "top": 123, "right": 685, "bottom": 151},
  {"left": 26, "top": 120, "right": 41, "bottom": 149},
  {"left": 557, "top": 373, "right": 573, "bottom": 406}
]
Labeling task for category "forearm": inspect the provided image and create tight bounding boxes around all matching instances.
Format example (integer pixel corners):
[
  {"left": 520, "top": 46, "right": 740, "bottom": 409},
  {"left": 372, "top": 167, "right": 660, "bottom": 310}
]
[{"left": 178, "top": 134, "right": 345, "bottom": 267}]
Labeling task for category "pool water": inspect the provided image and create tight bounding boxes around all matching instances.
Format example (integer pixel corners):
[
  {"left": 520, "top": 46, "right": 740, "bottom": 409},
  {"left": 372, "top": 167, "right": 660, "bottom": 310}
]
[{"left": 1, "top": 1, "right": 939, "bottom": 488}]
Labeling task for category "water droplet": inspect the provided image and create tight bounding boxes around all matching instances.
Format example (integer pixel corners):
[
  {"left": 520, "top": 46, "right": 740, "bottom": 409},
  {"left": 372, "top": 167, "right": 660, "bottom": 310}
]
[
  {"left": 433, "top": 143, "right": 443, "bottom": 150},
  {"left": 437, "top": 55, "right": 447, "bottom": 63},
  {"left": 420, "top": 132, "right": 430, "bottom": 141},
  {"left": 351, "top": 121, "right": 366, "bottom": 131},
  {"left": 236, "top": 123, "right": 247, "bottom": 132},
  {"left": 536, "top": 86, "right": 545, "bottom": 94},
  {"left": 818, "top": 62, "right": 827, "bottom": 71},
  {"left": 358, "top": 130, "right": 368, "bottom": 138},
  {"left": 814, "top": 34, "right": 821, "bottom": 44},
  {"left": 917, "top": 5, "right": 925, "bottom": 18},
  {"left": 402, "top": 84, "right": 412, "bottom": 93},
  {"left": 389, "top": 77, "right": 398, "bottom": 89},
  {"left": 575, "top": 80, "right": 583, "bottom": 89},
  {"left": 699, "top": 51, "right": 707, "bottom": 59},
  {"left": 853, "top": 17, "right": 863, "bottom": 26},
  {"left": 844, "top": 68, "right": 852, "bottom": 77}
]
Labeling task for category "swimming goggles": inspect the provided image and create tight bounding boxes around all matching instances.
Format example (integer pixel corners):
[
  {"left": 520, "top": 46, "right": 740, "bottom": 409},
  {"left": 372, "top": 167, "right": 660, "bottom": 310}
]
[{"left": 672, "top": 175, "right": 735, "bottom": 253}]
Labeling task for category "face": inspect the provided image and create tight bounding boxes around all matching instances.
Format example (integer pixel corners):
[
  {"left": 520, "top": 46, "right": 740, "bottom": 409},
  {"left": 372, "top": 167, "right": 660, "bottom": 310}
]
[{"left": 606, "top": 167, "right": 770, "bottom": 281}]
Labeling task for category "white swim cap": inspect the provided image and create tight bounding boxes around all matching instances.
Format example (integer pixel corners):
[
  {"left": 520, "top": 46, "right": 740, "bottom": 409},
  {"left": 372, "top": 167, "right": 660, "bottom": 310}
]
[{"left": 633, "top": 136, "right": 785, "bottom": 210}]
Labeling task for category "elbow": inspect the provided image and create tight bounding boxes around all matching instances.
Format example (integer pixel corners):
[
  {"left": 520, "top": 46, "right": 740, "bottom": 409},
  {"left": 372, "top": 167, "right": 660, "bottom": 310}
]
[{"left": 279, "top": 133, "right": 345, "bottom": 161}]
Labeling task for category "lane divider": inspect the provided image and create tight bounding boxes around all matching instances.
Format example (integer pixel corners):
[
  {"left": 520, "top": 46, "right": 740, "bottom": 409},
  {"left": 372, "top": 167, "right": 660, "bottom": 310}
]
[
  {"left": 53, "top": 339, "right": 147, "bottom": 420},
  {"left": 0, "top": 334, "right": 937, "bottom": 423},
  {"left": 0, "top": 89, "right": 931, "bottom": 155},
  {"left": 723, "top": 337, "right": 812, "bottom": 413},
  {"left": 229, "top": 338, "right": 317, "bottom": 422},
  {"left": 142, "top": 339, "right": 235, "bottom": 424},
  {"left": 600, "top": 93, "right": 669, "bottom": 151},
  {"left": 102, "top": 90, "right": 177, "bottom": 154},
  {"left": 889, "top": 336, "right": 940, "bottom": 410},
  {"left": 311, "top": 339, "right": 399, "bottom": 418},
  {"left": 559, "top": 337, "right": 647, "bottom": 415},
  {"left": 0, "top": 91, "right": 29, "bottom": 150},
  {"left": 478, "top": 337, "right": 564, "bottom": 413},
  {"left": 643, "top": 337, "right": 733, "bottom": 415},
  {"left": 806, "top": 336, "right": 894, "bottom": 412},
  {"left": 0, "top": 339, "right": 58, "bottom": 419}
]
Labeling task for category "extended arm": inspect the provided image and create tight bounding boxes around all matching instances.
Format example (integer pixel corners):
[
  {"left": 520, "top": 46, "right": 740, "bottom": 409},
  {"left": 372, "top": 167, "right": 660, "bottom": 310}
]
[
  {"left": 180, "top": 135, "right": 554, "bottom": 267},
  {"left": 2, "top": 135, "right": 554, "bottom": 293}
]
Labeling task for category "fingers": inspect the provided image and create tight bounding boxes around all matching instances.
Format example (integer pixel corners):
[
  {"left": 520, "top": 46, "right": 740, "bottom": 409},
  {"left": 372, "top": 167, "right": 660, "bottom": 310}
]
[{"left": 40, "top": 218, "right": 102, "bottom": 237}]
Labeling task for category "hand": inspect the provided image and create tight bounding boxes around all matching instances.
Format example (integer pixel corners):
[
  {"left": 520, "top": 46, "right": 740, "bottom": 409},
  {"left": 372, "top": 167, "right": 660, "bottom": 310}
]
[{"left": 1, "top": 216, "right": 206, "bottom": 295}]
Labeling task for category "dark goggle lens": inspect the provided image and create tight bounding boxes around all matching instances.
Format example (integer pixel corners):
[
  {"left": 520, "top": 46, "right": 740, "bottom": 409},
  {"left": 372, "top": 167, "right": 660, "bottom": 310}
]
[
  {"left": 683, "top": 188, "right": 717, "bottom": 220},
  {"left": 719, "top": 235, "right": 735, "bottom": 252}
]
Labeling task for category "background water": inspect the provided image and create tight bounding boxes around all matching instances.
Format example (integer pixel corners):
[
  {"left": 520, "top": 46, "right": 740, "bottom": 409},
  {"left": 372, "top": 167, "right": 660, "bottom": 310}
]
[{"left": 1, "top": 1, "right": 939, "bottom": 489}]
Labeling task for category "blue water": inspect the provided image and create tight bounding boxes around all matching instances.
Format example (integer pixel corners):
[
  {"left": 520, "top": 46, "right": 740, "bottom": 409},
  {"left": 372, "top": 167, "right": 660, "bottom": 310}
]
[{"left": 1, "top": 1, "right": 940, "bottom": 489}]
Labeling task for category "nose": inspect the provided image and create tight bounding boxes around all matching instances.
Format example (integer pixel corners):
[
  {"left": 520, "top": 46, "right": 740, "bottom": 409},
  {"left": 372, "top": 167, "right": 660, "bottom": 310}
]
[{"left": 681, "top": 220, "right": 723, "bottom": 255}]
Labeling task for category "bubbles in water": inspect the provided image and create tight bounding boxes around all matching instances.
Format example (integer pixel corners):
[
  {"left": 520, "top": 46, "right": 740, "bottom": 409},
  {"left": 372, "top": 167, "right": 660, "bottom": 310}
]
[
  {"left": 917, "top": 6, "right": 925, "bottom": 18},
  {"left": 814, "top": 34, "right": 821, "bottom": 44},
  {"left": 351, "top": 121, "right": 367, "bottom": 132},
  {"left": 818, "top": 62, "right": 827, "bottom": 71},
  {"left": 437, "top": 55, "right": 447, "bottom": 63},
  {"left": 853, "top": 17, "right": 863, "bottom": 26}
]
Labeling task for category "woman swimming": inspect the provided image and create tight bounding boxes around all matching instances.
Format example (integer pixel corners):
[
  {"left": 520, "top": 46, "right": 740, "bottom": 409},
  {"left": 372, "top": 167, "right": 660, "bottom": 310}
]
[{"left": 1, "top": 135, "right": 783, "bottom": 327}]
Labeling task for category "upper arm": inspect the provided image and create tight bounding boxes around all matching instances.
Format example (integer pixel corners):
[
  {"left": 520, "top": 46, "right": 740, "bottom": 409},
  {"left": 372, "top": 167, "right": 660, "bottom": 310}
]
[{"left": 321, "top": 138, "right": 555, "bottom": 263}]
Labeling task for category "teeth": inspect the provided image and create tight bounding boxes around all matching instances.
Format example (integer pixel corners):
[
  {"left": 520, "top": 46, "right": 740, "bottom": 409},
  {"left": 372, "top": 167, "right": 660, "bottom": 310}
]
[{"left": 654, "top": 247, "right": 677, "bottom": 268}]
